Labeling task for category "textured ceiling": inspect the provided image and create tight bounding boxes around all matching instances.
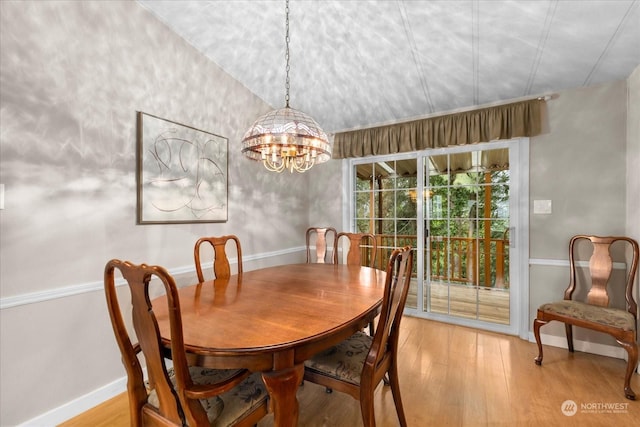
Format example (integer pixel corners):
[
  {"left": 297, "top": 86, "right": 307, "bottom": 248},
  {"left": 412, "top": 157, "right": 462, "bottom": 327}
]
[{"left": 137, "top": 0, "right": 640, "bottom": 134}]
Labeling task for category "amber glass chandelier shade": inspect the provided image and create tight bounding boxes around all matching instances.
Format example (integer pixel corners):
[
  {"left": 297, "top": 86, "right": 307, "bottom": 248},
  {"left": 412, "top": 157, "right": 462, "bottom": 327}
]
[{"left": 241, "top": 107, "right": 332, "bottom": 173}]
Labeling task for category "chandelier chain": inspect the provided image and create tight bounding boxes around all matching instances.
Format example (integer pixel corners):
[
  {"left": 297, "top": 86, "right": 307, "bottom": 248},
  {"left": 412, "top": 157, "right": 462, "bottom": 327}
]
[
  {"left": 241, "top": 0, "right": 330, "bottom": 173},
  {"left": 284, "top": 0, "right": 290, "bottom": 108}
]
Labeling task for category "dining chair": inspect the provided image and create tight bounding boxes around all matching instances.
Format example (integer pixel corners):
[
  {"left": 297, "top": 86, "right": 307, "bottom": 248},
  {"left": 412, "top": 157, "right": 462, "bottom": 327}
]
[
  {"left": 194, "top": 235, "right": 243, "bottom": 282},
  {"left": 533, "top": 235, "right": 639, "bottom": 400},
  {"left": 306, "top": 227, "right": 337, "bottom": 264},
  {"left": 104, "top": 259, "right": 269, "bottom": 426},
  {"left": 334, "top": 232, "right": 378, "bottom": 335},
  {"left": 333, "top": 232, "right": 378, "bottom": 268},
  {"left": 303, "top": 246, "right": 414, "bottom": 427}
]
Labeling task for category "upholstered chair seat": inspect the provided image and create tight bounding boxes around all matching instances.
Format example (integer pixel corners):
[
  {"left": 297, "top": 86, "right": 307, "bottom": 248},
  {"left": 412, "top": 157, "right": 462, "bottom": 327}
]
[
  {"left": 147, "top": 368, "right": 267, "bottom": 426},
  {"left": 305, "top": 331, "right": 372, "bottom": 386},
  {"left": 538, "top": 301, "right": 636, "bottom": 331}
]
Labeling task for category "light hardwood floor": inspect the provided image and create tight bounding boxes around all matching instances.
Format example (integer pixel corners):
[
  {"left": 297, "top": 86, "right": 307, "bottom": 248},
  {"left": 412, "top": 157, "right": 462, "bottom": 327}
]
[{"left": 60, "top": 316, "right": 640, "bottom": 426}]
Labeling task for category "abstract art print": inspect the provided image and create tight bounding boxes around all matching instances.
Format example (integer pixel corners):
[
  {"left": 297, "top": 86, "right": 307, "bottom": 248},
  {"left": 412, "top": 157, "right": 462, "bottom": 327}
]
[{"left": 137, "top": 112, "right": 228, "bottom": 223}]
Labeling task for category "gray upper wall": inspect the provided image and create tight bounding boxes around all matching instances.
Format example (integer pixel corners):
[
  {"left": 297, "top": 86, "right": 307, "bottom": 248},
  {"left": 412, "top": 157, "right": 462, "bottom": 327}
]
[
  {"left": 0, "top": 1, "right": 637, "bottom": 426},
  {"left": 0, "top": 0, "right": 335, "bottom": 299},
  {"left": 627, "top": 67, "right": 640, "bottom": 258},
  {"left": 0, "top": 1, "right": 340, "bottom": 424}
]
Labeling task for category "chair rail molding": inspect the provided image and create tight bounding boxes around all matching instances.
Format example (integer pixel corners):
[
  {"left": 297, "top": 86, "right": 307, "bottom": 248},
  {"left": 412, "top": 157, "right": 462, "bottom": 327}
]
[
  {"left": 1, "top": 246, "right": 305, "bottom": 310},
  {"left": 529, "top": 258, "right": 627, "bottom": 269}
]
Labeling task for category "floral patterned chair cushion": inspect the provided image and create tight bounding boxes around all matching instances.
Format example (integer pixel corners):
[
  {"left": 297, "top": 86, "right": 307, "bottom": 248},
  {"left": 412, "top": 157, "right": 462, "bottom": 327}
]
[
  {"left": 147, "top": 367, "right": 268, "bottom": 426},
  {"left": 304, "top": 331, "right": 373, "bottom": 386},
  {"left": 539, "top": 300, "right": 636, "bottom": 331}
]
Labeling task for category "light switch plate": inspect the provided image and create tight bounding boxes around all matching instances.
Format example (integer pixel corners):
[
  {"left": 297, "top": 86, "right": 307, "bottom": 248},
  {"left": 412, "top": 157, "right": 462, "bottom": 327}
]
[{"left": 533, "top": 199, "right": 552, "bottom": 214}]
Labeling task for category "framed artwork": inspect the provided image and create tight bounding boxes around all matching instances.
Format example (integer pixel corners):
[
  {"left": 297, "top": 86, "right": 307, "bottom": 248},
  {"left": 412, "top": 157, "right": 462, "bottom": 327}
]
[{"left": 136, "top": 112, "right": 228, "bottom": 224}]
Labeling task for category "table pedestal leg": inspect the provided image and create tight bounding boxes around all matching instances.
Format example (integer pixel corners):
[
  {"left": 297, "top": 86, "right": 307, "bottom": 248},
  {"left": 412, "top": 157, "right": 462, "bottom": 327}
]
[{"left": 262, "top": 364, "right": 304, "bottom": 427}]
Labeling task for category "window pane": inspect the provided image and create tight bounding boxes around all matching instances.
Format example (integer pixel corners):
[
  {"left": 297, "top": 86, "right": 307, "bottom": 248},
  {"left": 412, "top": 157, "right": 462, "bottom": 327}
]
[
  {"left": 355, "top": 175, "right": 372, "bottom": 191},
  {"left": 355, "top": 220, "right": 373, "bottom": 234},
  {"left": 397, "top": 220, "right": 417, "bottom": 236},
  {"left": 355, "top": 191, "right": 375, "bottom": 219},
  {"left": 396, "top": 176, "right": 417, "bottom": 189},
  {"left": 491, "top": 184, "right": 510, "bottom": 219},
  {"left": 397, "top": 190, "right": 417, "bottom": 218},
  {"left": 428, "top": 190, "right": 447, "bottom": 219},
  {"left": 428, "top": 169, "right": 449, "bottom": 186},
  {"left": 375, "top": 190, "right": 392, "bottom": 218}
]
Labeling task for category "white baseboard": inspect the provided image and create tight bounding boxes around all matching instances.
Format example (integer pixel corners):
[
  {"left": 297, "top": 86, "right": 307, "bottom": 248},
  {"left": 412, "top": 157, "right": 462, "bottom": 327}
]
[{"left": 18, "top": 376, "right": 127, "bottom": 427}]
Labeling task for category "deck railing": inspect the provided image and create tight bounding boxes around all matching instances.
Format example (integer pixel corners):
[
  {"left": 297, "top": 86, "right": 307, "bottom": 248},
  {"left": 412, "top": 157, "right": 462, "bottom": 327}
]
[{"left": 368, "top": 234, "right": 509, "bottom": 288}]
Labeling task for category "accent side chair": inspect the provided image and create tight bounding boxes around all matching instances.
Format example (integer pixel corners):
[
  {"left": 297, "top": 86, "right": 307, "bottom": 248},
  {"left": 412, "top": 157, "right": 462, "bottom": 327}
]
[{"left": 533, "top": 235, "right": 639, "bottom": 400}]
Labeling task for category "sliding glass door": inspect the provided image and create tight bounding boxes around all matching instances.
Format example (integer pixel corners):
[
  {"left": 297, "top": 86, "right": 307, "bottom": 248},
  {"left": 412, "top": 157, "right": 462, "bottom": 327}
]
[
  {"left": 349, "top": 140, "right": 527, "bottom": 335},
  {"left": 425, "top": 148, "right": 510, "bottom": 325}
]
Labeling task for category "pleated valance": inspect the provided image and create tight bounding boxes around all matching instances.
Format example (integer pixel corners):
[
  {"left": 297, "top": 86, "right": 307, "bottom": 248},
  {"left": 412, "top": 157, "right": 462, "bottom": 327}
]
[{"left": 332, "top": 99, "right": 544, "bottom": 159}]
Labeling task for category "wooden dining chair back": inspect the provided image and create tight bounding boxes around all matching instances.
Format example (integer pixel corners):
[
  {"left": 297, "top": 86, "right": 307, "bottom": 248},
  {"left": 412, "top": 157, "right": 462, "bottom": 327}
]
[
  {"left": 533, "top": 235, "right": 640, "bottom": 400},
  {"left": 304, "top": 246, "right": 414, "bottom": 427},
  {"left": 194, "top": 235, "right": 243, "bottom": 282},
  {"left": 104, "top": 259, "right": 268, "bottom": 426},
  {"left": 334, "top": 232, "right": 379, "bottom": 335},
  {"left": 333, "top": 232, "right": 377, "bottom": 268},
  {"left": 306, "top": 227, "right": 337, "bottom": 264}
]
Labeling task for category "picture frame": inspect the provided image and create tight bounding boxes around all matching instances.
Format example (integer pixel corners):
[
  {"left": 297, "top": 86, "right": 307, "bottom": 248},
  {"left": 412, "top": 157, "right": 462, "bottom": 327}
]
[{"left": 136, "top": 112, "right": 228, "bottom": 224}]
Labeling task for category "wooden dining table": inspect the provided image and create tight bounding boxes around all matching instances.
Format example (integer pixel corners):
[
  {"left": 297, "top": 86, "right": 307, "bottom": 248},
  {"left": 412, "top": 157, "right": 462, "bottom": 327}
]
[{"left": 152, "top": 263, "right": 387, "bottom": 427}]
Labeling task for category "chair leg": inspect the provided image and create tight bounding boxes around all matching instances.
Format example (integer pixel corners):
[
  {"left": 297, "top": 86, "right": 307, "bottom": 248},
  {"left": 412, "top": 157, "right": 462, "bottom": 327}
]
[
  {"left": 533, "top": 318, "right": 546, "bottom": 365},
  {"left": 388, "top": 365, "right": 408, "bottom": 427},
  {"left": 359, "top": 392, "right": 376, "bottom": 427},
  {"left": 616, "top": 338, "right": 638, "bottom": 400},
  {"left": 565, "top": 323, "right": 574, "bottom": 353}
]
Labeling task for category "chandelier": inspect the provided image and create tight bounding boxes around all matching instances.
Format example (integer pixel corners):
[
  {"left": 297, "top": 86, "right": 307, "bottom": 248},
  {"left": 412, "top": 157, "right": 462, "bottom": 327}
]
[{"left": 241, "top": 0, "right": 331, "bottom": 173}]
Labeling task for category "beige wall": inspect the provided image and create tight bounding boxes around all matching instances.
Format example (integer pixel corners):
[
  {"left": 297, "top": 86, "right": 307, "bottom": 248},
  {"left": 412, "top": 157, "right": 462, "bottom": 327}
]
[
  {"left": 0, "top": 1, "right": 342, "bottom": 425},
  {"left": 530, "top": 80, "right": 628, "bottom": 253},
  {"left": 628, "top": 66, "right": 640, "bottom": 355},
  {"left": 528, "top": 78, "right": 633, "bottom": 344},
  {"left": 628, "top": 66, "right": 640, "bottom": 252}
]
